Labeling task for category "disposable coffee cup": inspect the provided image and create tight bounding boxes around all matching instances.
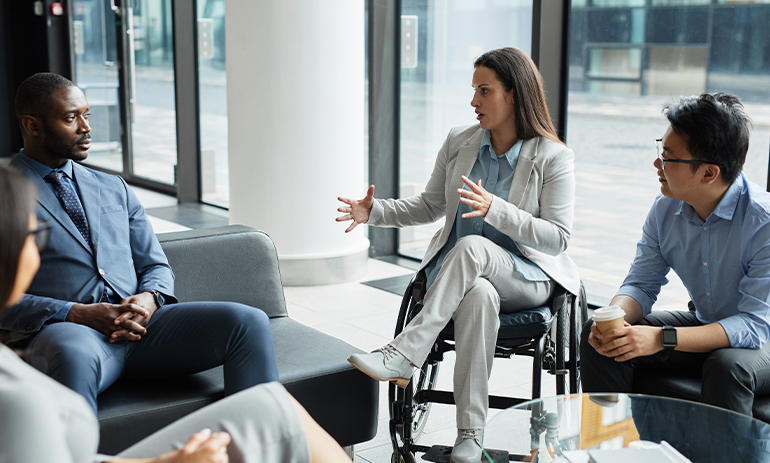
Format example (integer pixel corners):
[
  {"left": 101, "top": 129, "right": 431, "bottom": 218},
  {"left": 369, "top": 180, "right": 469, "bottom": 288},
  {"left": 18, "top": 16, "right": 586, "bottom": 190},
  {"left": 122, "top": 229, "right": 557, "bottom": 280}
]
[{"left": 593, "top": 306, "right": 625, "bottom": 345}]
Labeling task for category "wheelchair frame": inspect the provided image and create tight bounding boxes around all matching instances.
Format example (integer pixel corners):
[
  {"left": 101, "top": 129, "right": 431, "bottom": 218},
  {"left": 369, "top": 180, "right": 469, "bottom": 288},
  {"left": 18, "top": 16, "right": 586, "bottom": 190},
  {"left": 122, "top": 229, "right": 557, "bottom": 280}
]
[{"left": 388, "top": 273, "right": 587, "bottom": 463}]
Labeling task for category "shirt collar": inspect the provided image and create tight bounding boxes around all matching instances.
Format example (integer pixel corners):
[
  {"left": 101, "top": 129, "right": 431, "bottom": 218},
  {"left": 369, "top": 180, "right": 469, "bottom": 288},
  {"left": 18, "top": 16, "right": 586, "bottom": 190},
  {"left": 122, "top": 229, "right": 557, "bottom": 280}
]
[
  {"left": 479, "top": 130, "right": 523, "bottom": 169},
  {"left": 18, "top": 149, "right": 74, "bottom": 181},
  {"left": 676, "top": 173, "right": 744, "bottom": 223}
]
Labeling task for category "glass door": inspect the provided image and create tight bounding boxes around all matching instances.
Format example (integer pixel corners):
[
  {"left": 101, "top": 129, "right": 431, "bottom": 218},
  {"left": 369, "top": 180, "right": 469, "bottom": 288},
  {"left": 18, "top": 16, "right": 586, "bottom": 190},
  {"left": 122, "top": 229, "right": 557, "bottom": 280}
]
[
  {"left": 397, "top": 0, "right": 534, "bottom": 259},
  {"left": 71, "top": 0, "right": 178, "bottom": 192}
]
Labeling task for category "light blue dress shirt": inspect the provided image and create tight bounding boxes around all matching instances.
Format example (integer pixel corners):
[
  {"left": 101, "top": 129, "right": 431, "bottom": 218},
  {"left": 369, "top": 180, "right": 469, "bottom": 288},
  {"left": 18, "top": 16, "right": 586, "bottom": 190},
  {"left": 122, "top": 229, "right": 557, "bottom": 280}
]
[
  {"left": 617, "top": 173, "right": 770, "bottom": 349},
  {"left": 424, "top": 130, "right": 549, "bottom": 289}
]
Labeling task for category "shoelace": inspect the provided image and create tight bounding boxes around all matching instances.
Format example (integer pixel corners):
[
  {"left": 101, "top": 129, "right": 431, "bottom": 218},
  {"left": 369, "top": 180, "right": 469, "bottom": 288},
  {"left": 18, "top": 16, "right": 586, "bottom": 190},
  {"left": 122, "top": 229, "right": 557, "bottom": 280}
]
[
  {"left": 459, "top": 429, "right": 496, "bottom": 463},
  {"left": 458, "top": 429, "right": 482, "bottom": 446},
  {"left": 377, "top": 344, "right": 399, "bottom": 360}
]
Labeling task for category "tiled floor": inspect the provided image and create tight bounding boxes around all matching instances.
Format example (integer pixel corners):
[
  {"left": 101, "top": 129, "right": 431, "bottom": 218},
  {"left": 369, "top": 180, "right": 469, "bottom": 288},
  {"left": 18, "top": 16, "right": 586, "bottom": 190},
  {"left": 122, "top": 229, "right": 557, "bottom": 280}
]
[{"left": 137, "top": 188, "right": 556, "bottom": 463}]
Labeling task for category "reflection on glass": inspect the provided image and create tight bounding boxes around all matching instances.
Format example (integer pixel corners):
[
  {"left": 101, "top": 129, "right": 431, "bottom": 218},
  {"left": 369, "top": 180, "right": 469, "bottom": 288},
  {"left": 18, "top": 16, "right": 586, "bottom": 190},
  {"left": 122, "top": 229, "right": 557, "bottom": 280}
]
[
  {"left": 398, "top": 0, "right": 534, "bottom": 259},
  {"left": 568, "top": 1, "right": 770, "bottom": 305},
  {"left": 197, "top": 0, "right": 228, "bottom": 207},
  {"left": 72, "top": 0, "right": 122, "bottom": 173},
  {"left": 129, "top": 0, "right": 178, "bottom": 185}
]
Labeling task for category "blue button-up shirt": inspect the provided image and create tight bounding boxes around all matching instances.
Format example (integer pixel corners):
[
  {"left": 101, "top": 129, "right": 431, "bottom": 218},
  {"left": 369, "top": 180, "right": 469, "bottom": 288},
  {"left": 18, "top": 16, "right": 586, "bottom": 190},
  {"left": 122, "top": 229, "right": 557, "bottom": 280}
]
[
  {"left": 425, "top": 131, "right": 549, "bottom": 289},
  {"left": 617, "top": 173, "right": 770, "bottom": 349}
]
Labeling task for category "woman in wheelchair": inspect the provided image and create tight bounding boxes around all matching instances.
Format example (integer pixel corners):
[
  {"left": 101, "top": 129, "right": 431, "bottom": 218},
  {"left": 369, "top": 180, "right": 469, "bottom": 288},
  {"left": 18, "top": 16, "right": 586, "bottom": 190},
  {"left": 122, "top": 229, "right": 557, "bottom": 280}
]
[{"left": 337, "top": 47, "right": 580, "bottom": 463}]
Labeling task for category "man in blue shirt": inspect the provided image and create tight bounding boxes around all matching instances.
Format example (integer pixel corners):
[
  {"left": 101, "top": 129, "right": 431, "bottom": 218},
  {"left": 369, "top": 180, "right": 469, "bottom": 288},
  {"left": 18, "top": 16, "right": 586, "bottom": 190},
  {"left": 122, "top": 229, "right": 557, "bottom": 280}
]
[
  {"left": 581, "top": 92, "right": 770, "bottom": 416},
  {"left": 2, "top": 73, "right": 279, "bottom": 413}
]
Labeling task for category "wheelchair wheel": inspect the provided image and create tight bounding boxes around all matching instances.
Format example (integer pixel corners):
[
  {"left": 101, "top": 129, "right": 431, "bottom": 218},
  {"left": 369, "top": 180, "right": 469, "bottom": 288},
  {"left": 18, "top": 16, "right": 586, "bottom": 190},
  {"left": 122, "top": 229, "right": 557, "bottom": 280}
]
[
  {"left": 410, "top": 359, "right": 440, "bottom": 437},
  {"left": 555, "top": 298, "right": 570, "bottom": 395},
  {"left": 556, "top": 285, "right": 587, "bottom": 395}
]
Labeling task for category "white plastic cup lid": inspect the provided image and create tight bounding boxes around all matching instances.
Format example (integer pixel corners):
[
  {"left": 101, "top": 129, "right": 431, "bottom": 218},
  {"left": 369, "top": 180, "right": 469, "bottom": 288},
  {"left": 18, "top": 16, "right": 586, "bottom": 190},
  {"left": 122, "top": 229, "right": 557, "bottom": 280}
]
[{"left": 593, "top": 305, "right": 625, "bottom": 322}]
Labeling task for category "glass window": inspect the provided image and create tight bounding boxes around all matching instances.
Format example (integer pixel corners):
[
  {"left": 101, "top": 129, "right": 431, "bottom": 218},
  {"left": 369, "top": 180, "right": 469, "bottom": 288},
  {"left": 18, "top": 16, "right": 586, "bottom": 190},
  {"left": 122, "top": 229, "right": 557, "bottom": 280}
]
[
  {"left": 398, "top": 0, "right": 533, "bottom": 259},
  {"left": 130, "top": 0, "right": 178, "bottom": 185},
  {"left": 567, "top": 2, "right": 770, "bottom": 306},
  {"left": 646, "top": 7, "right": 709, "bottom": 44},
  {"left": 72, "top": 0, "right": 122, "bottom": 174},
  {"left": 197, "top": 0, "right": 229, "bottom": 207}
]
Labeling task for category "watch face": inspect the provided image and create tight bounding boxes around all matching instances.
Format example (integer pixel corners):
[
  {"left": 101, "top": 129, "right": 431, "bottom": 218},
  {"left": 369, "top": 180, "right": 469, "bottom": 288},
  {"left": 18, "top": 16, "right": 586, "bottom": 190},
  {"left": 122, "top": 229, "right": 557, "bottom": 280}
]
[{"left": 662, "top": 328, "right": 677, "bottom": 346}]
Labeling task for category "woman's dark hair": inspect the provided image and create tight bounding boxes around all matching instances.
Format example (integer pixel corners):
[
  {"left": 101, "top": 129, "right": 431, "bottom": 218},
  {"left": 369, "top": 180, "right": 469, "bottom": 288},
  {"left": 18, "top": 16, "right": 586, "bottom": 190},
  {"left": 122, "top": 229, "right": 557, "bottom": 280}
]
[
  {"left": 474, "top": 47, "right": 563, "bottom": 145},
  {"left": 0, "top": 166, "right": 38, "bottom": 307},
  {"left": 663, "top": 92, "right": 752, "bottom": 184}
]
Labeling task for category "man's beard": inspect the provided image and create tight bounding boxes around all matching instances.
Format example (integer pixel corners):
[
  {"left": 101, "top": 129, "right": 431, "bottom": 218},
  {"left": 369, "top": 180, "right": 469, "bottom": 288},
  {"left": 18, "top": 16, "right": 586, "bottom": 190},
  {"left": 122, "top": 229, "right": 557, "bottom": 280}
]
[{"left": 41, "top": 121, "right": 91, "bottom": 162}]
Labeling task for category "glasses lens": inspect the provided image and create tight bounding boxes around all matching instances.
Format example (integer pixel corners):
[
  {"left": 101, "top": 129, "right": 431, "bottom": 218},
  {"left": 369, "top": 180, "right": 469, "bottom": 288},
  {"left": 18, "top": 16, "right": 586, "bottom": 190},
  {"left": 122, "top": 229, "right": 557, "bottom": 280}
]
[{"left": 32, "top": 222, "right": 51, "bottom": 251}]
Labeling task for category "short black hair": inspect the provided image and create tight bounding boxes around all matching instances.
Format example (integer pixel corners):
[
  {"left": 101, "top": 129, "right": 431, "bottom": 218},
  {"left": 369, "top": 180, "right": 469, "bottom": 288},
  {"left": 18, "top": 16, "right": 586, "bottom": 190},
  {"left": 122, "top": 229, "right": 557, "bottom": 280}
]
[
  {"left": 663, "top": 92, "right": 752, "bottom": 184},
  {"left": 14, "top": 72, "right": 76, "bottom": 130},
  {"left": 0, "top": 166, "right": 38, "bottom": 308}
]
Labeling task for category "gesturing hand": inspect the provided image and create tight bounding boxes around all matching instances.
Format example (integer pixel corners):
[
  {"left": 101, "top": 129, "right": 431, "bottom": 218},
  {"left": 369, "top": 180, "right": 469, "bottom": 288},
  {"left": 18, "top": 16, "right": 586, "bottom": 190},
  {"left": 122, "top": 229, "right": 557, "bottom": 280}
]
[
  {"left": 336, "top": 185, "right": 375, "bottom": 233},
  {"left": 66, "top": 302, "right": 149, "bottom": 342},
  {"left": 458, "top": 175, "right": 494, "bottom": 218}
]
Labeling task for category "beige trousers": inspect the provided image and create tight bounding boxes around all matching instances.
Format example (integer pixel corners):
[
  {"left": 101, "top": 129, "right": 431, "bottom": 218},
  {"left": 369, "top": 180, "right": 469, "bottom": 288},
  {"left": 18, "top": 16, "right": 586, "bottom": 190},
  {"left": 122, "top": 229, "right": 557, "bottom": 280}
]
[{"left": 391, "top": 235, "right": 554, "bottom": 429}]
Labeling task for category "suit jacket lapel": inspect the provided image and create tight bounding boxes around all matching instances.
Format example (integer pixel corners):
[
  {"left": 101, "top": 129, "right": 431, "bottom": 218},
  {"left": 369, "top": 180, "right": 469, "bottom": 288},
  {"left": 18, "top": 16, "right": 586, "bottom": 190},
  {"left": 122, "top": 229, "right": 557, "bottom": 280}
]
[
  {"left": 507, "top": 137, "right": 538, "bottom": 207},
  {"left": 73, "top": 162, "right": 101, "bottom": 253},
  {"left": 11, "top": 156, "right": 93, "bottom": 254},
  {"left": 445, "top": 128, "right": 484, "bottom": 231}
]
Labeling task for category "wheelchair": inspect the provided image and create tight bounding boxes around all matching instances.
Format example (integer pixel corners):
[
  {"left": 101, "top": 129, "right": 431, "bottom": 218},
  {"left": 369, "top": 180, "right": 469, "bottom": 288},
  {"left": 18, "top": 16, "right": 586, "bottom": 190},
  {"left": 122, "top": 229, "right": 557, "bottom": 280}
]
[{"left": 388, "top": 272, "right": 587, "bottom": 463}]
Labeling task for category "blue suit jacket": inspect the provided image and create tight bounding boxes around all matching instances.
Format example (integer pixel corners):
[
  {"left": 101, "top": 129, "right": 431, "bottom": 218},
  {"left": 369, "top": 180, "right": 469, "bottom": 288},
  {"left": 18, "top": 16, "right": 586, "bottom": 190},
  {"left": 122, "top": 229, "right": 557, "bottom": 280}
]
[{"left": 1, "top": 155, "right": 177, "bottom": 344}]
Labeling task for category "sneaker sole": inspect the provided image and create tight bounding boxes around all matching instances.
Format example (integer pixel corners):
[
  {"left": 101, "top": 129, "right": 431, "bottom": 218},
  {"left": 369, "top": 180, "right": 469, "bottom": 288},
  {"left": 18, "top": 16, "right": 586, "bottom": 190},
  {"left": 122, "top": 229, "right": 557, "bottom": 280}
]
[{"left": 347, "top": 358, "right": 411, "bottom": 388}]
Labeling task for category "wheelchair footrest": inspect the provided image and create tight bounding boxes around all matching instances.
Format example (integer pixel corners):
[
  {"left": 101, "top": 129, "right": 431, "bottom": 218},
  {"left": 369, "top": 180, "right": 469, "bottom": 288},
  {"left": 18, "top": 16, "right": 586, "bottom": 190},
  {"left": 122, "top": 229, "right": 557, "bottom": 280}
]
[{"left": 421, "top": 445, "right": 509, "bottom": 463}]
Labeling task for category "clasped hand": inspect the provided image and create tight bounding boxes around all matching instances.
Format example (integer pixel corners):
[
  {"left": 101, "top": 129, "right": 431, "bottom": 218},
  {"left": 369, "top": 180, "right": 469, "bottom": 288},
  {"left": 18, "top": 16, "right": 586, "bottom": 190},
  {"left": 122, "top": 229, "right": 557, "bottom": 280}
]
[
  {"left": 67, "top": 291, "right": 159, "bottom": 343},
  {"left": 587, "top": 322, "right": 664, "bottom": 362}
]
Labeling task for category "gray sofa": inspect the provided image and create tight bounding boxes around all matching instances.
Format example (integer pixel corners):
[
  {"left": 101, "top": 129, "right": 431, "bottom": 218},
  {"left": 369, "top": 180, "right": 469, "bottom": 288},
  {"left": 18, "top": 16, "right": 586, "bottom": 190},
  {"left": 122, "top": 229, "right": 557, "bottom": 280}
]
[{"left": 95, "top": 225, "right": 379, "bottom": 454}]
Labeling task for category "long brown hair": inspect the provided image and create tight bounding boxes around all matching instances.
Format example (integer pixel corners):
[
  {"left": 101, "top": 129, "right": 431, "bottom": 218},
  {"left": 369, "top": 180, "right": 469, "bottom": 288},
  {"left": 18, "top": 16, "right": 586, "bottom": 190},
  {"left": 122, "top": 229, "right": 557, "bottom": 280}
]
[
  {"left": 474, "top": 47, "right": 563, "bottom": 145},
  {"left": 0, "top": 166, "right": 37, "bottom": 307}
]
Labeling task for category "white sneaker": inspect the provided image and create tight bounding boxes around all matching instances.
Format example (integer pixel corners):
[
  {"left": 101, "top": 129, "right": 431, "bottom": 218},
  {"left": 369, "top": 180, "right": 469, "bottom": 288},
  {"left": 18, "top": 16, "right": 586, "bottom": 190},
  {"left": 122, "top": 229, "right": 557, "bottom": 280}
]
[
  {"left": 348, "top": 345, "right": 415, "bottom": 388},
  {"left": 451, "top": 428, "right": 484, "bottom": 463}
]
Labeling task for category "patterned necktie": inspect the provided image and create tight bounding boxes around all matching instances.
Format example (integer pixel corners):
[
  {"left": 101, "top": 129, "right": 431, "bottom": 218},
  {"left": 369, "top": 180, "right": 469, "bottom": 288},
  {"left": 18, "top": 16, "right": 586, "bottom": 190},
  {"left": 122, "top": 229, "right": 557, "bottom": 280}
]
[{"left": 44, "top": 170, "right": 91, "bottom": 244}]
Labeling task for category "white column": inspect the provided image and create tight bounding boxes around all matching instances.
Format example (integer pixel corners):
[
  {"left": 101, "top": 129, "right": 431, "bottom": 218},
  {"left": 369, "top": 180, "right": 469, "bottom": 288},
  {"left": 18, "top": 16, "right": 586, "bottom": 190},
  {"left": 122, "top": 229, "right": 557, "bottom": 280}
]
[{"left": 225, "top": 0, "right": 368, "bottom": 285}]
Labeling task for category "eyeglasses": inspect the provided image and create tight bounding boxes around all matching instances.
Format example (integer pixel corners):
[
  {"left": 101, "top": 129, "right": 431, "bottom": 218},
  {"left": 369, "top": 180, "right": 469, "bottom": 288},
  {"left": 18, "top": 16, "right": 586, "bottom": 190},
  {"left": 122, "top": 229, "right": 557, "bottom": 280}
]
[
  {"left": 655, "top": 139, "right": 704, "bottom": 171},
  {"left": 29, "top": 221, "right": 51, "bottom": 251}
]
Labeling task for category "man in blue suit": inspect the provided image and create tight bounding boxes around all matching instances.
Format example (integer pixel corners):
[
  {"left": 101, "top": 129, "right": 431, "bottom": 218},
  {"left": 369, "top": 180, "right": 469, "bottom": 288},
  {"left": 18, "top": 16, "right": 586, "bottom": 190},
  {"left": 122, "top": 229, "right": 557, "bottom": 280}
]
[{"left": 2, "top": 73, "right": 279, "bottom": 413}]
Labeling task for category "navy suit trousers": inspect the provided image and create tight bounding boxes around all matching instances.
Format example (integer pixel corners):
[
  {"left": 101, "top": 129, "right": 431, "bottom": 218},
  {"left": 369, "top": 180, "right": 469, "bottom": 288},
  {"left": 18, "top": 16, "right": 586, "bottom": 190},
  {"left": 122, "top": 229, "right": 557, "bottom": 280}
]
[{"left": 23, "top": 301, "right": 279, "bottom": 413}]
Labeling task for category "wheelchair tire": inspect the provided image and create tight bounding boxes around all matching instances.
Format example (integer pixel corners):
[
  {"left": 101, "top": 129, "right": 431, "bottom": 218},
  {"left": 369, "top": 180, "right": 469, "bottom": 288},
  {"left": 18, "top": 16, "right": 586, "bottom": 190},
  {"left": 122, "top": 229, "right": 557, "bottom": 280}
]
[
  {"left": 555, "top": 296, "right": 569, "bottom": 395},
  {"left": 569, "top": 284, "right": 588, "bottom": 393},
  {"left": 556, "top": 284, "right": 587, "bottom": 395}
]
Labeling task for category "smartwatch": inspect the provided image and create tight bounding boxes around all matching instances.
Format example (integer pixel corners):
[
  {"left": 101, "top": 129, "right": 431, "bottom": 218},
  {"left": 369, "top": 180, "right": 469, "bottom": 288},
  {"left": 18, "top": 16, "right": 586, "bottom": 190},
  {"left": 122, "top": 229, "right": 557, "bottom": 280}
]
[
  {"left": 149, "top": 290, "right": 165, "bottom": 309},
  {"left": 661, "top": 326, "right": 677, "bottom": 350}
]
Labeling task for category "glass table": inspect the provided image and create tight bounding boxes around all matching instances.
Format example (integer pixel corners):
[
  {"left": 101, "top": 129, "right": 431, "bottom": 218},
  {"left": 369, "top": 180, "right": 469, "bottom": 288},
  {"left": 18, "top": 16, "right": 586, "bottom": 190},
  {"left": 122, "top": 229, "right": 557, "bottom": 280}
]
[{"left": 482, "top": 393, "right": 770, "bottom": 463}]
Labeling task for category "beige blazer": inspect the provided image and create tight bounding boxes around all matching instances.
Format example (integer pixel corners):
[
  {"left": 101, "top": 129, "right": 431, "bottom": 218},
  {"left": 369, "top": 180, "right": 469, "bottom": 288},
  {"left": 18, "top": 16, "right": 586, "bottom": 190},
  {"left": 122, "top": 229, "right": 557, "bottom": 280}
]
[{"left": 368, "top": 124, "right": 580, "bottom": 295}]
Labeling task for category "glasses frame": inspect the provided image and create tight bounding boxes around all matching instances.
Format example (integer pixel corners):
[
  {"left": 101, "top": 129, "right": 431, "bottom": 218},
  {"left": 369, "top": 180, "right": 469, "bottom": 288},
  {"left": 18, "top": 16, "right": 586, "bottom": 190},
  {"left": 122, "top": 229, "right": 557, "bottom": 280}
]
[
  {"left": 655, "top": 138, "right": 706, "bottom": 171},
  {"left": 29, "top": 221, "right": 52, "bottom": 251}
]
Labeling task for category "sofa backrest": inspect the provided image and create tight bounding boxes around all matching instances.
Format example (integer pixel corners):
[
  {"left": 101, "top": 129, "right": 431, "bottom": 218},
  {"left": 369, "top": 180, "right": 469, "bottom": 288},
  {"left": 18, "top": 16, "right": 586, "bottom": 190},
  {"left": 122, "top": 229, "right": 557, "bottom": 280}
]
[{"left": 157, "top": 225, "right": 288, "bottom": 318}]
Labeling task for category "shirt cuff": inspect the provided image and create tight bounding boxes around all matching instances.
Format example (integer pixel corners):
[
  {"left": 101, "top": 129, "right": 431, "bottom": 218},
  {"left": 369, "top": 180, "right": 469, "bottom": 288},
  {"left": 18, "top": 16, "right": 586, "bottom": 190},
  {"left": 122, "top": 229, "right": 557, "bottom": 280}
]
[
  {"left": 47, "top": 302, "right": 75, "bottom": 324},
  {"left": 718, "top": 315, "right": 762, "bottom": 349}
]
